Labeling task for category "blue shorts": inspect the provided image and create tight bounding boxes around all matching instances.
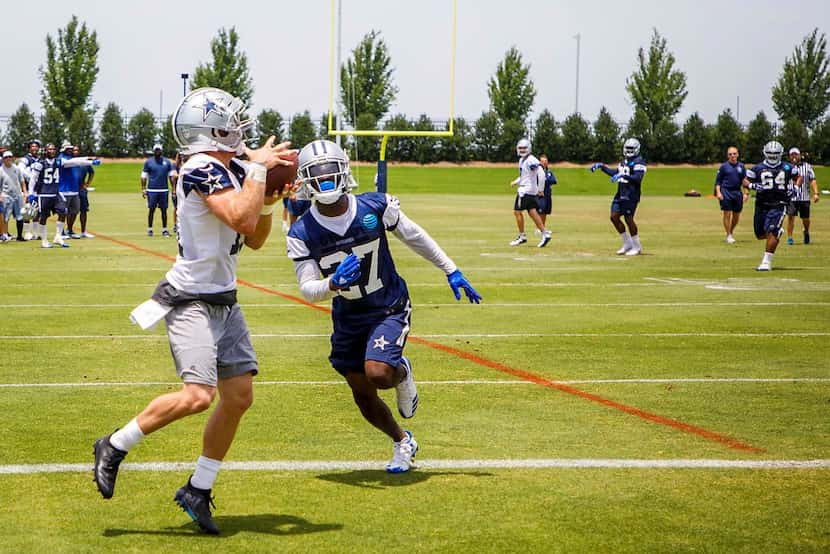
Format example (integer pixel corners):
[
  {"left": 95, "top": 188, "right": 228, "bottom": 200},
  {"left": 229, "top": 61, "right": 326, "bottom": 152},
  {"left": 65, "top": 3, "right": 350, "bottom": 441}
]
[
  {"left": 719, "top": 190, "right": 743, "bottom": 213},
  {"left": 79, "top": 189, "right": 90, "bottom": 213},
  {"left": 38, "top": 195, "right": 67, "bottom": 218},
  {"left": 753, "top": 205, "right": 786, "bottom": 239},
  {"left": 611, "top": 195, "right": 638, "bottom": 216},
  {"left": 3, "top": 196, "right": 22, "bottom": 220},
  {"left": 329, "top": 301, "right": 412, "bottom": 375},
  {"left": 147, "top": 191, "right": 169, "bottom": 210},
  {"left": 538, "top": 194, "right": 552, "bottom": 215}
]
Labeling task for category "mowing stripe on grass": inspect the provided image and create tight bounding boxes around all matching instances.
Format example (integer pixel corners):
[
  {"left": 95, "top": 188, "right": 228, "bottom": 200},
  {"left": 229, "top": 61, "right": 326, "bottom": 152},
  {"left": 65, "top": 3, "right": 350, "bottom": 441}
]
[
  {"left": 2, "top": 378, "right": 828, "bottom": 389},
  {"left": 2, "top": 459, "right": 828, "bottom": 475},
  {"left": 94, "top": 233, "right": 766, "bottom": 453},
  {"left": 3, "top": 301, "right": 827, "bottom": 308}
]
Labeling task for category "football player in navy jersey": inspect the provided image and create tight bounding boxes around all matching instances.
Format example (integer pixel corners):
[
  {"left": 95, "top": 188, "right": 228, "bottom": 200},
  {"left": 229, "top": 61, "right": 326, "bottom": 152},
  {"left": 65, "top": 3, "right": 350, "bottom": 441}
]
[
  {"left": 287, "top": 139, "right": 481, "bottom": 474},
  {"left": 590, "top": 138, "right": 647, "bottom": 255},
  {"left": 743, "top": 141, "right": 802, "bottom": 271},
  {"left": 27, "top": 142, "right": 99, "bottom": 248},
  {"left": 93, "top": 87, "right": 295, "bottom": 535},
  {"left": 714, "top": 146, "right": 748, "bottom": 244}
]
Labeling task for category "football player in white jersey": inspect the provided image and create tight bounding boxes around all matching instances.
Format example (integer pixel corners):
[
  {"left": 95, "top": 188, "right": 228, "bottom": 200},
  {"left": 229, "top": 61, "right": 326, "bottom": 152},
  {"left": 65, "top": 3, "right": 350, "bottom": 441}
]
[
  {"left": 509, "top": 138, "right": 551, "bottom": 247},
  {"left": 93, "top": 87, "right": 296, "bottom": 535}
]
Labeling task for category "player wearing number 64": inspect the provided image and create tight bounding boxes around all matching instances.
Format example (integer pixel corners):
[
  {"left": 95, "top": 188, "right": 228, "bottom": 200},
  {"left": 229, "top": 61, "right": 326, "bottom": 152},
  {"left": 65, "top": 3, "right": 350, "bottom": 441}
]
[{"left": 286, "top": 139, "right": 482, "bottom": 474}]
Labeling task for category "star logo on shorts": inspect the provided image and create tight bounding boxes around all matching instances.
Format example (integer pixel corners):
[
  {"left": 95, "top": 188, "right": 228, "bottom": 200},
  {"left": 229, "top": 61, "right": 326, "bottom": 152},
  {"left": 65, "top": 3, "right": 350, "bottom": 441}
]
[{"left": 373, "top": 335, "right": 389, "bottom": 351}]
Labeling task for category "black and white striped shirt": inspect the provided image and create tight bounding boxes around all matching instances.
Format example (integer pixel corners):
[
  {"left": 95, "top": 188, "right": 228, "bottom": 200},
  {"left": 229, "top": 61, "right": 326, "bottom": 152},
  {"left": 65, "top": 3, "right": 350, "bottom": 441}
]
[{"left": 792, "top": 162, "right": 815, "bottom": 202}]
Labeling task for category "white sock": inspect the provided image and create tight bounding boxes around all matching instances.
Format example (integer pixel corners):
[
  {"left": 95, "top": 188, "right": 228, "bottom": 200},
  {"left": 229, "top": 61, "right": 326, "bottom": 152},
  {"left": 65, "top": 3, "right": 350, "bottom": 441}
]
[
  {"left": 763, "top": 252, "right": 774, "bottom": 265},
  {"left": 621, "top": 231, "right": 632, "bottom": 248},
  {"left": 631, "top": 235, "right": 642, "bottom": 250},
  {"left": 23, "top": 222, "right": 30, "bottom": 234},
  {"left": 54, "top": 221, "right": 65, "bottom": 241},
  {"left": 40, "top": 223, "right": 48, "bottom": 238},
  {"left": 191, "top": 456, "right": 222, "bottom": 490},
  {"left": 109, "top": 418, "right": 145, "bottom": 452}
]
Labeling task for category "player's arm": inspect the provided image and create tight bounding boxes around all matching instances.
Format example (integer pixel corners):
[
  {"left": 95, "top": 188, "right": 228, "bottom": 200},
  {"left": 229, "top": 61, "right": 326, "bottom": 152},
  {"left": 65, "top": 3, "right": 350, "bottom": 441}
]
[
  {"left": 597, "top": 164, "right": 616, "bottom": 177},
  {"left": 243, "top": 192, "right": 279, "bottom": 250},
  {"left": 810, "top": 176, "right": 819, "bottom": 203},
  {"left": 286, "top": 234, "right": 338, "bottom": 302},
  {"left": 535, "top": 166, "right": 545, "bottom": 196},
  {"left": 140, "top": 162, "right": 149, "bottom": 198},
  {"left": 59, "top": 156, "right": 98, "bottom": 168},
  {"left": 383, "top": 196, "right": 457, "bottom": 274},
  {"left": 626, "top": 163, "right": 647, "bottom": 185},
  {"left": 28, "top": 163, "right": 42, "bottom": 197},
  {"left": 85, "top": 166, "right": 95, "bottom": 188},
  {"left": 714, "top": 167, "right": 723, "bottom": 199}
]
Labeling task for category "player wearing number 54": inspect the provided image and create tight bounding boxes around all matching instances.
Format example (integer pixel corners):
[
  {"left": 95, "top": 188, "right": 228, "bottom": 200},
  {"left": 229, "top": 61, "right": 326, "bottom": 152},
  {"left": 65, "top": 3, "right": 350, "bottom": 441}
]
[{"left": 286, "top": 139, "right": 482, "bottom": 474}]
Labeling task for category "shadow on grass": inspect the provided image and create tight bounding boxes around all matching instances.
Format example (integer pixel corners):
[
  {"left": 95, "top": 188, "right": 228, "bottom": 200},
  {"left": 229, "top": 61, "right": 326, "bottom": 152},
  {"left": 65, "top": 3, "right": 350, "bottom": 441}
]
[
  {"left": 103, "top": 513, "right": 342, "bottom": 538},
  {"left": 316, "top": 469, "right": 493, "bottom": 489}
]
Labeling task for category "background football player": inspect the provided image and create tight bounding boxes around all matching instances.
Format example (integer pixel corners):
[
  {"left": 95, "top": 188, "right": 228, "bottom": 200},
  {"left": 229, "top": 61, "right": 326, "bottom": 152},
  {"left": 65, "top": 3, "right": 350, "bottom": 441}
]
[
  {"left": 743, "top": 141, "right": 801, "bottom": 271},
  {"left": 18, "top": 139, "right": 41, "bottom": 240},
  {"left": 509, "top": 138, "right": 551, "bottom": 247},
  {"left": 287, "top": 139, "right": 481, "bottom": 474},
  {"left": 590, "top": 137, "right": 647, "bottom": 256}
]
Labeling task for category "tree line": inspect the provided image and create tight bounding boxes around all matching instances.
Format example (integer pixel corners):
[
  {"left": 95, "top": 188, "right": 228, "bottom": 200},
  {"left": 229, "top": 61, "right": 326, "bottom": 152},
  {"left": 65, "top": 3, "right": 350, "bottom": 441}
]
[{"left": 3, "top": 17, "right": 830, "bottom": 164}]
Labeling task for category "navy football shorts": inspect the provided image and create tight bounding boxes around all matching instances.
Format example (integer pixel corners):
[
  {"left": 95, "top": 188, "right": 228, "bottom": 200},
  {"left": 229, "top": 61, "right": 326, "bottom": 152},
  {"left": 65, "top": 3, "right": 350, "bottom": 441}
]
[
  {"left": 611, "top": 196, "right": 638, "bottom": 216},
  {"left": 719, "top": 190, "right": 743, "bottom": 213},
  {"left": 147, "top": 191, "right": 169, "bottom": 210},
  {"left": 753, "top": 205, "right": 786, "bottom": 239},
  {"left": 537, "top": 194, "right": 552, "bottom": 215},
  {"left": 329, "top": 301, "right": 412, "bottom": 376},
  {"left": 38, "top": 195, "right": 67, "bottom": 217}
]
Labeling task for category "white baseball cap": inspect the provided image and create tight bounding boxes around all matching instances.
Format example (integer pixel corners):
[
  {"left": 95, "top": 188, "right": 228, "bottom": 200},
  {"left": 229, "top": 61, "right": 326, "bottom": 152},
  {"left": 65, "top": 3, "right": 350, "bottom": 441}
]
[
  {"left": 2, "top": 151, "right": 13, "bottom": 158},
  {"left": 789, "top": 147, "right": 800, "bottom": 155},
  {"left": 153, "top": 143, "right": 163, "bottom": 151}
]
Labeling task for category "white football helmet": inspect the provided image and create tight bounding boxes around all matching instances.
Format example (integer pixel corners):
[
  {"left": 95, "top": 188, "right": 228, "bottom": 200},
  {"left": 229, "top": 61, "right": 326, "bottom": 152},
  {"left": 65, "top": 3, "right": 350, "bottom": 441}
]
[
  {"left": 21, "top": 201, "right": 39, "bottom": 222},
  {"left": 296, "top": 140, "right": 357, "bottom": 204},
  {"left": 172, "top": 87, "right": 253, "bottom": 155},
  {"left": 763, "top": 141, "right": 783, "bottom": 166},
  {"left": 516, "top": 138, "right": 531, "bottom": 158},
  {"left": 623, "top": 138, "right": 640, "bottom": 158}
]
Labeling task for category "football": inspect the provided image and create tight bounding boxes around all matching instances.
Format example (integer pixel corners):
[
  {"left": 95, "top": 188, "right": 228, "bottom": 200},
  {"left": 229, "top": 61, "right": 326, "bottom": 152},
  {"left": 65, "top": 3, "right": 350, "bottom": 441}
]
[{"left": 265, "top": 151, "right": 299, "bottom": 197}]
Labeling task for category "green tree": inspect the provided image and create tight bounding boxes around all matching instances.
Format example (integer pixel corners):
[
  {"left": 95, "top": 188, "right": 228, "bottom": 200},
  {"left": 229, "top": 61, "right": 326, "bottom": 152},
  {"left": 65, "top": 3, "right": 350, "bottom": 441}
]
[
  {"left": 771, "top": 28, "right": 830, "bottom": 129},
  {"left": 40, "top": 16, "right": 99, "bottom": 123},
  {"left": 626, "top": 29, "right": 687, "bottom": 134},
  {"left": 810, "top": 117, "right": 830, "bottom": 163},
  {"left": 412, "top": 114, "right": 438, "bottom": 164},
  {"left": 191, "top": 27, "right": 254, "bottom": 106},
  {"left": 5, "top": 103, "right": 40, "bottom": 155},
  {"left": 682, "top": 112, "right": 711, "bottom": 164},
  {"left": 67, "top": 107, "right": 96, "bottom": 153},
  {"left": 256, "top": 109, "right": 285, "bottom": 146},
  {"left": 711, "top": 109, "right": 745, "bottom": 158},
  {"left": 499, "top": 119, "right": 527, "bottom": 162},
  {"left": 473, "top": 111, "right": 502, "bottom": 162},
  {"left": 384, "top": 114, "right": 415, "bottom": 161},
  {"left": 288, "top": 111, "right": 317, "bottom": 156},
  {"left": 488, "top": 46, "right": 536, "bottom": 123},
  {"left": 160, "top": 115, "right": 178, "bottom": 157},
  {"left": 559, "top": 113, "right": 593, "bottom": 162},
  {"left": 778, "top": 118, "right": 810, "bottom": 153},
  {"left": 532, "top": 110, "right": 562, "bottom": 162},
  {"left": 652, "top": 118, "right": 683, "bottom": 163},
  {"left": 340, "top": 30, "right": 398, "bottom": 127},
  {"left": 592, "top": 107, "right": 620, "bottom": 161},
  {"left": 437, "top": 117, "right": 474, "bottom": 163},
  {"left": 127, "top": 108, "right": 158, "bottom": 156},
  {"left": 40, "top": 104, "right": 66, "bottom": 148},
  {"left": 353, "top": 113, "right": 380, "bottom": 162},
  {"left": 97, "top": 102, "right": 127, "bottom": 158},
  {"left": 744, "top": 111, "right": 774, "bottom": 161}
]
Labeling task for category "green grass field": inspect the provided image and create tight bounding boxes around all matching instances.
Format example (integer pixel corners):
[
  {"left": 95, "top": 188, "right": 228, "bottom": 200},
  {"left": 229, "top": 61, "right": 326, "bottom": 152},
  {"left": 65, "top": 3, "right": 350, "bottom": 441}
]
[{"left": 0, "top": 164, "right": 828, "bottom": 552}]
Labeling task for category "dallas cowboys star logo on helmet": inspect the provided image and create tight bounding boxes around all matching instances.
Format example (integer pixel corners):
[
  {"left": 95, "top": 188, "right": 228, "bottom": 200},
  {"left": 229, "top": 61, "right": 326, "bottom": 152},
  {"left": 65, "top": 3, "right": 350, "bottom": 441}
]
[{"left": 201, "top": 98, "right": 225, "bottom": 122}]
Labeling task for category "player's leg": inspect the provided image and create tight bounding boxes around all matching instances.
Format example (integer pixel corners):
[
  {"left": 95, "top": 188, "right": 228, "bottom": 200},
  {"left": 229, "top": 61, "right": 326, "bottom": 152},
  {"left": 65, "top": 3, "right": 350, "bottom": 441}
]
[
  {"left": 509, "top": 194, "right": 527, "bottom": 246},
  {"left": 786, "top": 213, "right": 795, "bottom": 245},
  {"left": 610, "top": 201, "right": 632, "bottom": 254},
  {"left": 623, "top": 213, "right": 642, "bottom": 255},
  {"left": 147, "top": 193, "right": 156, "bottom": 236},
  {"left": 800, "top": 203, "right": 811, "bottom": 244},
  {"left": 160, "top": 193, "right": 170, "bottom": 235},
  {"left": 756, "top": 207, "right": 784, "bottom": 271}
]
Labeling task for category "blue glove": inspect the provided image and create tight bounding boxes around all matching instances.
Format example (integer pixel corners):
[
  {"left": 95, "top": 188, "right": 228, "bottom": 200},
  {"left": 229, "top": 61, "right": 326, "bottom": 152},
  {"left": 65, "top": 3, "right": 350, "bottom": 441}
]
[
  {"left": 331, "top": 253, "right": 361, "bottom": 288},
  {"left": 91, "top": 159, "right": 102, "bottom": 166},
  {"left": 27, "top": 194, "right": 36, "bottom": 203},
  {"left": 611, "top": 173, "right": 624, "bottom": 183},
  {"left": 447, "top": 270, "right": 482, "bottom": 304},
  {"left": 590, "top": 163, "right": 603, "bottom": 173}
]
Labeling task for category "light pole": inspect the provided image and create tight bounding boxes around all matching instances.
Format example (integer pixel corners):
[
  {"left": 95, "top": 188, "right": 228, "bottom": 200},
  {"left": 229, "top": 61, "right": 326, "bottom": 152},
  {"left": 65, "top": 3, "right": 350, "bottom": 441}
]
[
  {"left": 180, "top": 73, "right": 189, "bottom": 97},
  {"left": 573, "top": 33, "right": 581, "bottom": 114}
]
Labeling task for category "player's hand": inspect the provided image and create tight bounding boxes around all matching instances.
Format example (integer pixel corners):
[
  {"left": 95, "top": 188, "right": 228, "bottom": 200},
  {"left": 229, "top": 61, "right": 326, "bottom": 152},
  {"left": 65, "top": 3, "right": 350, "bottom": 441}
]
[
  {"left": 590, "top": 163, "right": 603, "bottom": 173},
  {"left": 447, "top": 270, "right": 482, "bottom": 304},
  {"left": 91, "top": 159, "right": 101, "bottom": 166},
  {"left": 141, "top": 190, "right": 147, "bottom": 199},
  {"left": 716, "top": 192, "right": 723, "bottom": 201},
  {"left": 611, "top": 173, "right": 624, "bottom": 183},
  {"left": 813, "top": 193, "right": 820, "bottom": 204},
  {"left": 27, "top": 194, "right": 36, "bottom": 203},
  {"left": 331, "top": 254, "right": 361, "bottom": 289},
  {"left": 245, "top": 137, "right": 296, "bottom": 170}
]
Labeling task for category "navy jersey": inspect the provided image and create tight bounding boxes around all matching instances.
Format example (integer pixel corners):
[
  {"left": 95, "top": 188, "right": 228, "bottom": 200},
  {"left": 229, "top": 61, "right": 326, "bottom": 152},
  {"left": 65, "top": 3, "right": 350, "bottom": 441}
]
[
  {"left": 746, "top": 162, "right": 799, "bottom": 207},
  {"left": 143, "top": 156, "right": 174, "bottom": 192},
  {"left": 543, "top": 169, "right": 557, "bottom": 196},
  {"left": 714, "top": 161, "right": 745, "bottom": 191},
  {"left": 33, "top": 157, "right": 61, "bottom": 196},
  {"left": 287, "top": 192, "right": 409, "bottom": 318},
  {"left": 602, "top": 156, "right": 646, "bottom": 202}
]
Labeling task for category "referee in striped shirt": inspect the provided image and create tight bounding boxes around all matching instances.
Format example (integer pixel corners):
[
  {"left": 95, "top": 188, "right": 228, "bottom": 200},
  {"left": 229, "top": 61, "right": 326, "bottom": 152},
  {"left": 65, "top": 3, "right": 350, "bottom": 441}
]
[{"left": 785, "top": 147, "right": 820, "bottom": 245}]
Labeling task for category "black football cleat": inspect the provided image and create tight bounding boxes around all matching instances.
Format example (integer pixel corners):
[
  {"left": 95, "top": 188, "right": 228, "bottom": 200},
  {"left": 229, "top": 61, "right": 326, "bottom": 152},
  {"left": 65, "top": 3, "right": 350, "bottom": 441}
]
[
  {"left": 174, "top": 478, "right": 220, "bottom": 535},
  {"left": 93, "top": 434, "right": 127, "bottom": 499}
]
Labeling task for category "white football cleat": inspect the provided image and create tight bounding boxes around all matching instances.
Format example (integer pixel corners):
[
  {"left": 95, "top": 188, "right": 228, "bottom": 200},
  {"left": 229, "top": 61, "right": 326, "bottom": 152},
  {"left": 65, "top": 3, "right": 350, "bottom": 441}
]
[
  {"left": 81, "top": 232, "right": 95, "bottom": 239},
  {"left": 41, "top": 240, "right": 52, "bottom": 249},
  {"left": 395, "top": 356, "right": 418, "bottom": 419},
  {"left": 537, "top": 230, "right": 552, "bottom": 248},
  {"left": 509, "top": 234, "right": 527, "bottom": 246},
  {"left": 23, "top": 232, "right": 33, "bottom": 241},
  {"left": 616, "top": 245, "right": 631, "bottom": 255},
  {"left": 385, "top": 431, "right": 418, "bottom": 474},
  {"left": 726, "top": 235, "right": 736, "bottom": 244},
  {"left": 756, "top": 261, "right": 772, "bottom": 271},
  {"left": 625, "top": 248, "right": 641, "bottom": 256}
]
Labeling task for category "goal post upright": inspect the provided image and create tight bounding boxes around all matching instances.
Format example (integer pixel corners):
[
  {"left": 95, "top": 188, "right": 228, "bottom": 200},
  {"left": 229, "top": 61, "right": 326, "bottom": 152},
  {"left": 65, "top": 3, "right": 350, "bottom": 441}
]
[{"left": 327, "top": 0, "right": 457, "bottom": 192}]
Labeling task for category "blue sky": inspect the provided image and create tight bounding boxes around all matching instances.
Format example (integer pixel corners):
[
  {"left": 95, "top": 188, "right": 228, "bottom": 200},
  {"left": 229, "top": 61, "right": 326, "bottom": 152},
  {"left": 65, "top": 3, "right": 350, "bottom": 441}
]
[{"left": 3, "top": 0, "right": 828, "bottom": 126}]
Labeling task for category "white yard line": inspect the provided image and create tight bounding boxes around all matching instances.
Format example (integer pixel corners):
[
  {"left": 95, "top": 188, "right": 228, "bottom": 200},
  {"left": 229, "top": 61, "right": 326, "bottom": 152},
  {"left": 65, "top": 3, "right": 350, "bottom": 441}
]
[
  {"left": 2, "top": 378, "right": 827, "bottom": 389},
  {"left": 2, "top": 458, "right": 828, "bottom": 475},
  {"left": 2, "top": 302, "right": 827, "bottom": 308}
]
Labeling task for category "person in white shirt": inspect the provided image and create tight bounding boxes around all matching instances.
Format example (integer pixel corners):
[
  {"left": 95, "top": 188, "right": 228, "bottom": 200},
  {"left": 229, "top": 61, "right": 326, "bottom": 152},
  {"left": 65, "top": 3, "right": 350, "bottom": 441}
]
[{"left": 509, "top": 138, "right": 551, "bottom": 247}]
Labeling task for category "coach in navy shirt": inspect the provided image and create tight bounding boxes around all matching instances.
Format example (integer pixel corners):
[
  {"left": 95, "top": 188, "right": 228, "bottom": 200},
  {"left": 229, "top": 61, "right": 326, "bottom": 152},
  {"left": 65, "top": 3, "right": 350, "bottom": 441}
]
[
  {"left": 141, "top": 144, "right": 176, "bottom": 237},
  {"left": 714, "top": 146, "right": 747, "bottom": 244}
]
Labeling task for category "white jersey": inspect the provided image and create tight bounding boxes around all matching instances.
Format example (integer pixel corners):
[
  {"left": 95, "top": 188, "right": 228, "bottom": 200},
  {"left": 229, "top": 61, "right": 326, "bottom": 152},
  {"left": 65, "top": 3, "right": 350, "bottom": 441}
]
[
  {"left": 165, "top": 153, "right": 248, "bottom": 295},
  {"left": 516, "top": 154, "right": 543, "bottom": 197}
]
